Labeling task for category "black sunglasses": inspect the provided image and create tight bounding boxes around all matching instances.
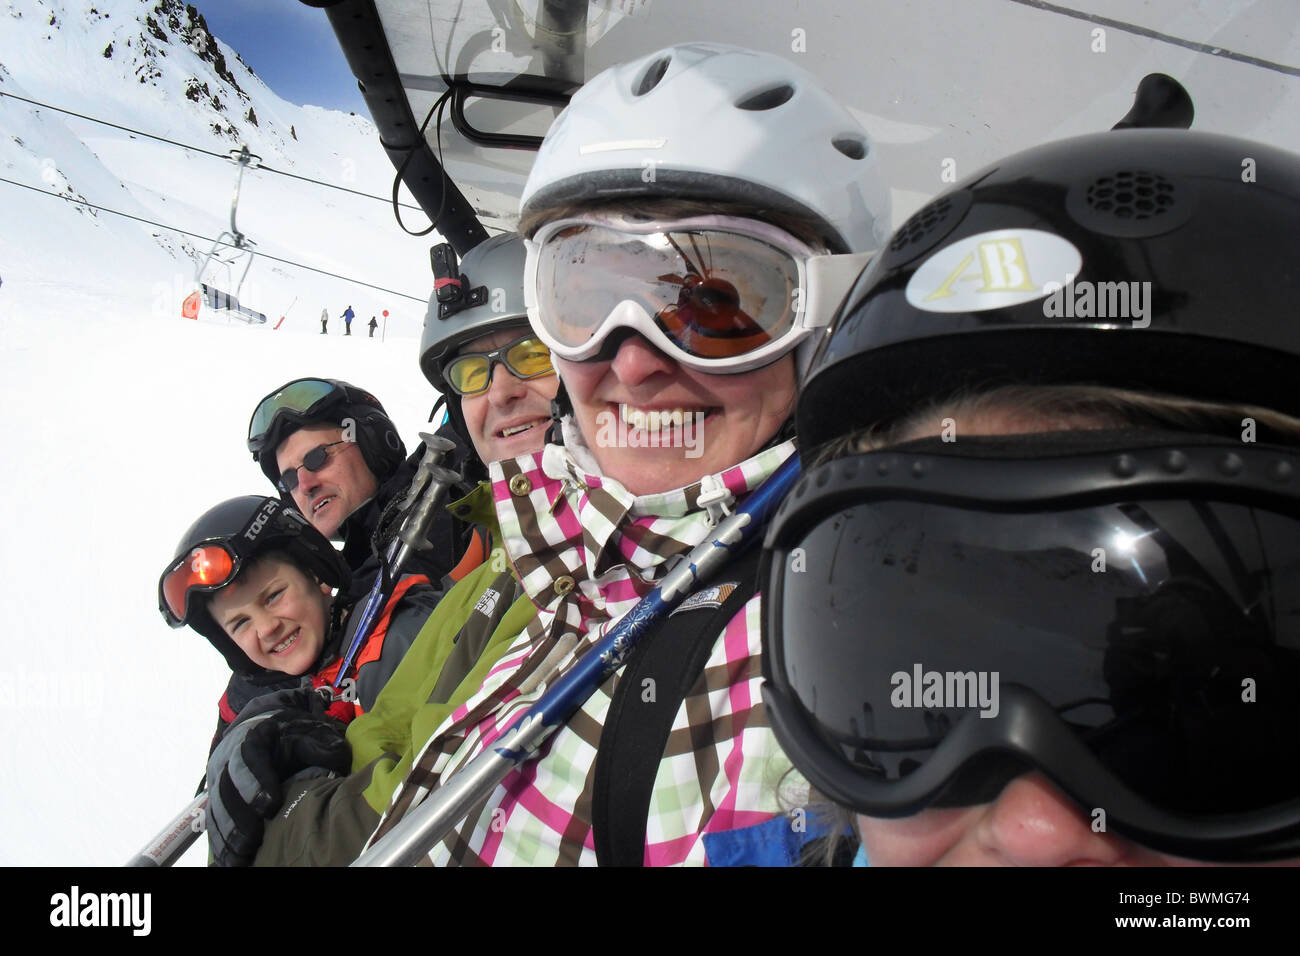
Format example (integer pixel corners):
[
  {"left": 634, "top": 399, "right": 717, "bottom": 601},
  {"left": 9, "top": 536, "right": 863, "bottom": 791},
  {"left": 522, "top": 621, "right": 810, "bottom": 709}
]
[{"left": 278, "top": 440, "right": 350, "bottom": 492}]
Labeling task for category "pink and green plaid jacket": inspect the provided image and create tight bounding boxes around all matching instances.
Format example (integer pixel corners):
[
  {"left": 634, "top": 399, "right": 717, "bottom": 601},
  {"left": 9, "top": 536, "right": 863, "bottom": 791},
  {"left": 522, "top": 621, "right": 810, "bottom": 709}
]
[{"left": 368, "top": 439, "right": 799, "bottom": 865}]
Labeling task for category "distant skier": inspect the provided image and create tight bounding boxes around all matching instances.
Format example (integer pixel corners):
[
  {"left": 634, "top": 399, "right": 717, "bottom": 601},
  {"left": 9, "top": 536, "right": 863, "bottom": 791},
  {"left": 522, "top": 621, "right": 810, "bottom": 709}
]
[
  {"left": 342, "top": 305, "right": 355, "bottom": 336},
  {"left": 368, "top": 315, "right": 378, "bottom": 338},
  {"left": 320, "top": 307, "right": 328, "bottom": 335}
]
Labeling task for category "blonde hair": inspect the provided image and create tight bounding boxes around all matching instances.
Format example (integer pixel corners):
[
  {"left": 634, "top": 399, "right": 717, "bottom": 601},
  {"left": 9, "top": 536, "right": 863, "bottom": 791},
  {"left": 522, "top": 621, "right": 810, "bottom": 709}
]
[{"left": 814, "top": 384, "right": 1300, "bottom": 464}]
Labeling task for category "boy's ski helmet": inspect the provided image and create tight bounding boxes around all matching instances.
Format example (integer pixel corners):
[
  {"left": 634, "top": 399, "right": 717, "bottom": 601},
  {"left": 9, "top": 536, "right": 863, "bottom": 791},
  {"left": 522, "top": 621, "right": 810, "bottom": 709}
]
[
  {"left": 518, "top": 42, "right": 891, "bottom": 255},
  {"left": 247, "top": 378, "right": 406, "bottom": 489},
  {"left": 159, "top": 496, "right": 350, "bottom": 675},
  {"left": 799, "top": 129, "right": 1300, "bottom": 453}
]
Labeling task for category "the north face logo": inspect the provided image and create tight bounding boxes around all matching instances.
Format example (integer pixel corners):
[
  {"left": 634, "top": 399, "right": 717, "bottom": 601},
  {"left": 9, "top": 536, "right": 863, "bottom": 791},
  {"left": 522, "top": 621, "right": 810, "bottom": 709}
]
[{"left": 474, "top": 588, "right": 501, "bottom": 617}]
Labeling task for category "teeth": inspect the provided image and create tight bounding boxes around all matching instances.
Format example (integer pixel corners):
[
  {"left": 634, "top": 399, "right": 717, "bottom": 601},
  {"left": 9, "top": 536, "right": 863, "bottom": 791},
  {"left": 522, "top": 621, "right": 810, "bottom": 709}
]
[
  {"left": 502, "top": 420, "right": 542, "bottom": 438},
  {"left": 620, "top": 405, "right": 695, "bottom": 431},
  {"left": 271, "top": 633, "right": 298, "bottom": 654}
]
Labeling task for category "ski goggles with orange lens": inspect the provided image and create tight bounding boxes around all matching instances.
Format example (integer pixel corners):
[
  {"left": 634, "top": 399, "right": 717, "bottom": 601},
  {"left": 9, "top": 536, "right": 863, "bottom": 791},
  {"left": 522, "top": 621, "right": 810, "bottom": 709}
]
[
  {"left": 525, "top": 216, "right": 872, "bottom": 374},
  {"left": 761, "top": 434, "right": 1300, "bottom": 861},
  {"left": 158, "top": 500, "right": 311, "bottom": 629},
  {"left": 441, "top": 334, "right": 555, "bottom": 396}
]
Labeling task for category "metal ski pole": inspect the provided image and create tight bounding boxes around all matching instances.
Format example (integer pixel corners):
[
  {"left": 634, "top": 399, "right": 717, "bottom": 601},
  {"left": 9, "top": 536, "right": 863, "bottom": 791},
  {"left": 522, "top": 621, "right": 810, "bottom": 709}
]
[
  {"left": 353, "top": 453, "right": 801, "bottom": 867},
  {"left": 125, "top": 792, "right": 207, "bottom": 867}
]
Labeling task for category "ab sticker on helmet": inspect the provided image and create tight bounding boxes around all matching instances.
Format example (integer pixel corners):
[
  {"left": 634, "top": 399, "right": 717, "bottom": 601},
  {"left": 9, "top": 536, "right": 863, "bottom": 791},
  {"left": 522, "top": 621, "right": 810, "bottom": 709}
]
[{"left": 905, "top": 229, "right": 1083, "bottom": 314}]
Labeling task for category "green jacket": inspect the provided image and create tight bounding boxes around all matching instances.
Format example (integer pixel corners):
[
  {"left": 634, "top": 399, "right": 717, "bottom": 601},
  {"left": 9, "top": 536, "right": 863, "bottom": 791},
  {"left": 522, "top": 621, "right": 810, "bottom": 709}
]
[{"left": 254, "top": 487, "right": 535, "bottom": 866}]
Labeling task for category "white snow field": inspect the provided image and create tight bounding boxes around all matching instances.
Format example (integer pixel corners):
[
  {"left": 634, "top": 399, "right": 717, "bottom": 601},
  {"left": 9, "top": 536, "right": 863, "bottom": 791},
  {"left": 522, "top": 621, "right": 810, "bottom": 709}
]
[{"left": 0, "top": 0, "right": 446, "bottom": 865}]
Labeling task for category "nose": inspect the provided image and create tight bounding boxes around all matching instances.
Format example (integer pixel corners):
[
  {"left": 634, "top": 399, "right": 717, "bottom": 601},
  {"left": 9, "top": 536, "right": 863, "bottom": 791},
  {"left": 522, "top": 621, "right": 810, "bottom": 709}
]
[
  {"left": 250, "top": 608, "right": 281, "bottom": 647},
  {"left": 485, "top": 360, "right": 529, "bottom": 406},
  {"left": 976, "top": 773, "right": 1130, "bottom": 866},
  {"left": 297, "top": 463, "right": 324, "bottom": 496},
  {"left": 608, "top": 333, "right": 677, "bottom": 388}
]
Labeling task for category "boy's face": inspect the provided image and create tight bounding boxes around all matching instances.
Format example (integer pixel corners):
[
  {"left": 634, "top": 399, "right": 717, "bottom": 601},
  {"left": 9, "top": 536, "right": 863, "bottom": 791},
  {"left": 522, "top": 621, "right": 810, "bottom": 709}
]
[{"left": 208, "top": 558, "right": 333, "bottom": 676}]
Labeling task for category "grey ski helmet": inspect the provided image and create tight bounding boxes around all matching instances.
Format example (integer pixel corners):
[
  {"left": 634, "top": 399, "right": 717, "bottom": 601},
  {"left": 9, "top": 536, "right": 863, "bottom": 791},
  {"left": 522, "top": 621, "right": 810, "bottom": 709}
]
[
  {"left": 518, "top": 42, "right": 891, "bottom": 255},
  {"left": 419, "top": 232, "right": 532, "bottom": 392},
  {"left": 159, "top": 496, "right": 350, "bottom": 676}
]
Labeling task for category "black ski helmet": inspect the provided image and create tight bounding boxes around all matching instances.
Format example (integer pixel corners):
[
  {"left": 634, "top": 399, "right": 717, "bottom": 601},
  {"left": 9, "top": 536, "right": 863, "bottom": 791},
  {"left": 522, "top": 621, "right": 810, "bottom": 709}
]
[
  {"left": 159, "top": 496, "right": 351, "bottom": 675},
  {"left": 247, "top": 378, "right": 406, "bottom": 490},
  {"left": 799, "top": 129, "right": 1300, "bottom": 454}
]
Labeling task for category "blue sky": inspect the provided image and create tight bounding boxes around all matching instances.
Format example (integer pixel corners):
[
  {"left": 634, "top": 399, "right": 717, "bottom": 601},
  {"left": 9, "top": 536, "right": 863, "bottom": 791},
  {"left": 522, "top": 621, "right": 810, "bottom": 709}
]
[{"left": 195, "top": 0, "right": 369, "bottom": 115}]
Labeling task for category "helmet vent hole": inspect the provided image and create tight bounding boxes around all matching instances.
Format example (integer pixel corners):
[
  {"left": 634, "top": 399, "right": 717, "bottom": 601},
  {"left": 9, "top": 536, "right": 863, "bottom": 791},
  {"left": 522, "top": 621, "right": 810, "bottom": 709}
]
[
  {"left": 832, "top": 135, "right": 867, "bottom": 160},
  {"left": 889, "top": 197, "right": 954, "bottom": 253},
  {"left": 633, "top": 56, "right": 671, "bottom": 96},
  {"left": 1085, "top": 169, "right": 1176, "bottom": 221},
  {"left": 735, "top": 83, "right": 794, "bottom": 111}
]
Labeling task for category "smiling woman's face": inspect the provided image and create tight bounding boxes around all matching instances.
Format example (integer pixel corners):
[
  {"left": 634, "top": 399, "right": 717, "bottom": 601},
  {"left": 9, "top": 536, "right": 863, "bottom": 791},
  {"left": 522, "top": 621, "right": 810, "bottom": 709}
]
[
  {"left": 207, "top": 557, "right": 333, "bottom": 675},
  {"left": 555, "top": 337, "right": 796, "bottom": 495}
]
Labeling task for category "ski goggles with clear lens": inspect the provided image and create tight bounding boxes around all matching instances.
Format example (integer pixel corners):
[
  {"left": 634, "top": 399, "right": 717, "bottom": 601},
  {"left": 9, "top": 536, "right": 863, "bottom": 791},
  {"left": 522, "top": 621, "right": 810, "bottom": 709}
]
[
  {"left": 158, "top": 500, "right": 308, "bottom": 629},
  {"left": 760, "top": 434, "right": 1300, "bottom": 861},
  {"left": 525, "top": 215, "right": 872, "bottom": 374},
  {"left": 441, "top": 334, "right": 555, "bottom": 396}
]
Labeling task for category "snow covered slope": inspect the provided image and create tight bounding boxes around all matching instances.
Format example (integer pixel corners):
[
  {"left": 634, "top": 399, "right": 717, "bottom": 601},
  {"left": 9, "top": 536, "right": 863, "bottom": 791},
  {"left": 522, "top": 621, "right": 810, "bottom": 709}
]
[{"left": 0, "top": 0, "right": 447, "bottom": 865}]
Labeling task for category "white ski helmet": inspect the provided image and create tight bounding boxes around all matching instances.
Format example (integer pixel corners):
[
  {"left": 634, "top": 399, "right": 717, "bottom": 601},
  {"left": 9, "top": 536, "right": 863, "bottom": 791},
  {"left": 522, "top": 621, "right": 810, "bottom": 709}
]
[{"left": 519, "top": 42, "right": 890, "bottom": 254}]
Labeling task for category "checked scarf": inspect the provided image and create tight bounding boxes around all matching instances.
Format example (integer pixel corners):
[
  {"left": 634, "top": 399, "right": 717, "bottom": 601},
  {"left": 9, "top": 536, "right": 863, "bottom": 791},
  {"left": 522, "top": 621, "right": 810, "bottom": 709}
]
[{"left": 367, "top": 438, "right": 796, "bottom": 865}]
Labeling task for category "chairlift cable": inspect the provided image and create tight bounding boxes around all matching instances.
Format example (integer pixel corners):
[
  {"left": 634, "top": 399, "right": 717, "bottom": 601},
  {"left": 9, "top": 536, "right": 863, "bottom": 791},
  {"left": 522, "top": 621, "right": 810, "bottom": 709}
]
[
  {"left": 0, "top": 175, "right": 428, "bottom": 303},
  {"left": 0, "top": 90, "right": 429, "bottom": 211}
]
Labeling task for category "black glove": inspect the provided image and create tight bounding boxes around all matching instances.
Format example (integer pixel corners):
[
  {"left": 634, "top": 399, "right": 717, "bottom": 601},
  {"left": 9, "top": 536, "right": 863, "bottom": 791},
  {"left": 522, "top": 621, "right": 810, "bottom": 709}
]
[{"left": 205, "top": 709, "right": 351, "bottom": 867}]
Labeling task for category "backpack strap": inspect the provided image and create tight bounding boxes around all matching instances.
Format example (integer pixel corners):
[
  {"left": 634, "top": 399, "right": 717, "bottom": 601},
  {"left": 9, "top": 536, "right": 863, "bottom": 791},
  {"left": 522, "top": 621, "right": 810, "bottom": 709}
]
[{"left": 592, "top": 546, "right": 765, "bottom": 866}]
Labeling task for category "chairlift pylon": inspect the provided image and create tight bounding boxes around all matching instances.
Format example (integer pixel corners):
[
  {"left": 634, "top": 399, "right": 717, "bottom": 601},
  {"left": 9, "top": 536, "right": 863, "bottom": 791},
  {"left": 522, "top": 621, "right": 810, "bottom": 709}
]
[{"left": 182, "top": 143, "right": 267, "bottom": 324}]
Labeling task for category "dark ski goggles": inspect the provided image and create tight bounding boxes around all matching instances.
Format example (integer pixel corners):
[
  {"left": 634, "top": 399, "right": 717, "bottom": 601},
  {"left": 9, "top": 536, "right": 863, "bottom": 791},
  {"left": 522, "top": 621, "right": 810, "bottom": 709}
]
[
  {"left": 525, "top": 215, "right": 870, "bottom": 374},
  {"left": 760, "top": 434, "right": 1300, "bottom": 861},
  {"left": 277, "top": 440, "right": 349, "bottom": 493},
  {"left": 247, "top": 379, "right": 379, "bottom": 456},
  {"left": 159, "top": 499, "right": 310, "bottom": 629},
  {"left": 440, "top": 334, "right": 555, "bottom": 396}
]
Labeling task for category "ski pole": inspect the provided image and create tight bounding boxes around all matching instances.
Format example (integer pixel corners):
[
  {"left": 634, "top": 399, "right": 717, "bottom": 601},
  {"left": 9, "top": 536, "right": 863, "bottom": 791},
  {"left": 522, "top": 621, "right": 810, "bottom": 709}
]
[
  {"left": 331, "top": 433, "right": 461, "bottom": 688},
  {"left": 352, "top": 453, "right": 801, "bottom": 867},
  {"left": 125, "top": 792, "right": 207, "bottom": 867}
]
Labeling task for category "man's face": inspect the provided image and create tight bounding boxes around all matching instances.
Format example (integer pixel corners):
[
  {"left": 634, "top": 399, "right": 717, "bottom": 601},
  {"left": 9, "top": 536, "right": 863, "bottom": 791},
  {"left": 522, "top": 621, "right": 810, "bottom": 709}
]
[
  {"left": 274, "top": 423, "right": 378, "bottom": 538},
  {"left": 208, "top": 558, "right": 333, "bottom": 676},
  {"left": 457, "top": 327, "right": 559, "bottom": 466},
  {"left": 555, "top": 336, "right": 796, "bottom": 496}
]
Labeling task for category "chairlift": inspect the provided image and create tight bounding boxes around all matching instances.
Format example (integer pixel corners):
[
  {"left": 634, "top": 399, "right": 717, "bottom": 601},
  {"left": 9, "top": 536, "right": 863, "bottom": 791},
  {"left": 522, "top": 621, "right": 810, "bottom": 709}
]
[{"left": 181, "top": 144, "right": 267, "bottom": 324}]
